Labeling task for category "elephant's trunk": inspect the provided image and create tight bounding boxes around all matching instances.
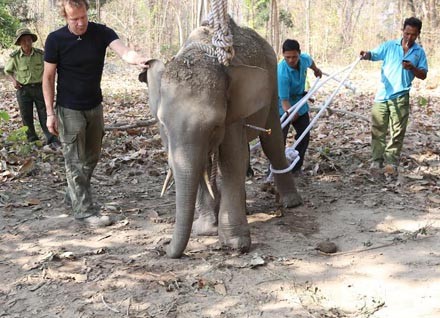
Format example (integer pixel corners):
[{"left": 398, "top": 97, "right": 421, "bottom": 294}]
[{"left": 166, "top": 145, "right": 204, "bottom": 258}]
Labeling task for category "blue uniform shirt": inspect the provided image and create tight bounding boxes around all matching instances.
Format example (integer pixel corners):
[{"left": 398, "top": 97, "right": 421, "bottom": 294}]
[
  {"left": 277, "top": 53, "right": 313, "bottom": 117},
  {"left": 370, "top": 38, "right": 428, "bottom": 102}
]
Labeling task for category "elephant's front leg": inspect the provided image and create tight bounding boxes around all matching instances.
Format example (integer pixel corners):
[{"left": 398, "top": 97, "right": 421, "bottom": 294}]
[{"left": 218, "top": 122, "right": 251, "bottom": 252}]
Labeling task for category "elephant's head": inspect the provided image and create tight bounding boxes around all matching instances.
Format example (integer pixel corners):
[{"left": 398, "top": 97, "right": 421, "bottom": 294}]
[{"left": 139, "top": 52, "right": 272, "bottom": 258}]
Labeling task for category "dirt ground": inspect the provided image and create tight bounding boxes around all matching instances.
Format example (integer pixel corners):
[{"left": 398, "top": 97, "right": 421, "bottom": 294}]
[{"left": 1, "top": 61, "right": 440, "bottom": 318}]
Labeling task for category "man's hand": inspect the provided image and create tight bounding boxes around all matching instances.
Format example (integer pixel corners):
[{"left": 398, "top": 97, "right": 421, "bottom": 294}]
[
  {"left": 138, "top": 59, "right": 150, "bottom": 69},
  {"left": 360, "top": 51, "right": 371, "bottom": 60},
  {"left": 402, "top": 60, "right": 414, "bottom": 71},
  {"left": 402, "top": 60, "right": 427, "bottom": 80},
  {"left": 12, "top": 79, "right": 22, "bottom": 89},
  {"left": 285, "top": 109, "right": 299, "bottom": 122},
  {"left": 314, "top": 68, "right": 322, "bottom": 78},
  {"left": 46, "top": 115, "right": 59, "bottom": 136}
]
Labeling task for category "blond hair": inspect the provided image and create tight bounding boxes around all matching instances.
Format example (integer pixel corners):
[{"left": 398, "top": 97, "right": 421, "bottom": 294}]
[{"left": 58, "top": 0, "right": 90, "bottom": 17}]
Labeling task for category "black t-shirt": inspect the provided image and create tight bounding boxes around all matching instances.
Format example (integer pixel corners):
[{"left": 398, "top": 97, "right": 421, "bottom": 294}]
[{"left": 44, "top": 22, "right": 119, "bottom": 110}]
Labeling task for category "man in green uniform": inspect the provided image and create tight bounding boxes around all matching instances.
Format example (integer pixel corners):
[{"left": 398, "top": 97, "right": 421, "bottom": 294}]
[{"left": 4, "top": 27, "right": 58, "bottom": 145}]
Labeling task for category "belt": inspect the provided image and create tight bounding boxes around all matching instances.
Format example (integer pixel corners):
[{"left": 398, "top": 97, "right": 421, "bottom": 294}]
[{"left": 22, "top": 82, "right": 42, "bottom": 87}]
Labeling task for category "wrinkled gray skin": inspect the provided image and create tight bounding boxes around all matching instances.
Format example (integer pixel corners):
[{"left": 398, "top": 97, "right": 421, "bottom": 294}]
[{"left": 139, "top": 18, "right": 302, "bottom": 258}]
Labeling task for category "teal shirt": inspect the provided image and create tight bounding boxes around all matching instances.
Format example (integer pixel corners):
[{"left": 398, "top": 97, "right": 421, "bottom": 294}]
[
  {"left": 277, "top": 54, "right": 312, "bottom": 117},
  {"left": 4, "top": 48, "right": 44, "bottom": 85},
  {"left": 370, "top": 38, "right": 428, "bottom": 102}
]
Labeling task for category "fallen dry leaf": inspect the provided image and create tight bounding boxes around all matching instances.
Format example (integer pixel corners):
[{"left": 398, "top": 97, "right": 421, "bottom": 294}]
[{"left": 18, "top": 158, "right": 35, "bottom": 176}]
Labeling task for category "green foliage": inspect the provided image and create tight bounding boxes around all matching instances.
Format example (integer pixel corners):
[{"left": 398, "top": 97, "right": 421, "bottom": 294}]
[
  {"left": 0, "top": 110, "right": 9, "bottom": 135},
  {"left": 418, "top": 96, "right": 428, "bottom": 107},
  {"left": 6, "top": 126, "right": 28, "bottom": 142},
  {"left": 319, "top": 146, "right": 331, "bottom": 156},
  {"left": 0, "top": 110, "right": 10, "bottom": 122},
  {"left": 243, "top": 0, "right": 270, "bottom": 30},
  {"left": 0, "top": 4, "right": 20, "bottom": 48},
  {"left": 279, "top": 9, "right": 293, "bottom": 28},
  {"left": 5, "top": 126, "right": 36, "bottom": 156},
  {"left": 0, "top": 112, "right": 34, "bottom": 155},
  {"left": 254, "top": 0, "right": 270, "bottom": 27}
]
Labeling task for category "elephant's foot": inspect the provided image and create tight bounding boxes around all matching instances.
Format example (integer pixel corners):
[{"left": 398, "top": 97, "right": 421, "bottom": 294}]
[
  {"left": 273, "top": 173, "right": 303, "bottom": 208},
  {"left": 193, "top": 215, "right": 218, "bottom": 236},
  {"left": 218, "top": 225, "right": 251, "bottom": 253},
  {"left": 219, "top": 235, "right": 251, "bottom": 253},
  {"left": 280, "top": 191, "right": 303, "bottom": 208}
]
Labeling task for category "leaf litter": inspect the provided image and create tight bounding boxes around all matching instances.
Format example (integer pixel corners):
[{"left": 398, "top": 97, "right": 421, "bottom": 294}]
[{"left": 0, "top": 60, "right": 439, "bottom": 317}]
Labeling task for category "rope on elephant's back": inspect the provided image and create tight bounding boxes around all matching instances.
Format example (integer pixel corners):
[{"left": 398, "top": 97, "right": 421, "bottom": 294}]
[{"left": 209, "top": 0, "right": 234, "bottom": 65}]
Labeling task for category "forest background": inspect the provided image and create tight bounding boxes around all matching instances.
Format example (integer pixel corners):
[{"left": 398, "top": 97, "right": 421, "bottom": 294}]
[
  {"left": 0, "top": 0, "right": 439, "bottom": 67},
  {"left": 1, "top": 1, "right": 440, "bottom": 317}
]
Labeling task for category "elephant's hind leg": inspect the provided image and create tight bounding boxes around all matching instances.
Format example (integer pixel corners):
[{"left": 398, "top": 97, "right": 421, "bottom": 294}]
[{"left": 260, "top": 107, "right": 302, "bottom": 208}]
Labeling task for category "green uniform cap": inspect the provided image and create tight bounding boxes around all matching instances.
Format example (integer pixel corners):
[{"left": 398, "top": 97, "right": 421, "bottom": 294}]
[{"left": 14, "top": 27, "right": 38, "bottom": 45}]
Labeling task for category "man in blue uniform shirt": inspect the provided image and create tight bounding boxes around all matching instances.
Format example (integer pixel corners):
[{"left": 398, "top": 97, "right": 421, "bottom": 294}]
[
  {"left": 278, "top": 39, "right": 322, "bottom": 173},
  {"left": 360, "top": 17, "right": 428, "bottom": 175}
]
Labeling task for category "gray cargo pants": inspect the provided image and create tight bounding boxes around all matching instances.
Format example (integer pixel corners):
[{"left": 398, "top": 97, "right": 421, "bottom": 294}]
[{"left": 57, "top": 104, "right": 104, "bottom": 219}]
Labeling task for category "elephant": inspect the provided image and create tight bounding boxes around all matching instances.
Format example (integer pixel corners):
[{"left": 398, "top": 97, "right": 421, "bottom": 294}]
[{"left": 139, "top": 17, "right": 302, "bottom": 258}]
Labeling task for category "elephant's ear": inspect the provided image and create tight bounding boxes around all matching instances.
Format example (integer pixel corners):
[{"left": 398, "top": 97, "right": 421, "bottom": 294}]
[
  {"left": 138, "top": 59, "right": 165, "bottom": 117},
  {"left": 225, "top": 65, "right": 272, "bottom": 124}
]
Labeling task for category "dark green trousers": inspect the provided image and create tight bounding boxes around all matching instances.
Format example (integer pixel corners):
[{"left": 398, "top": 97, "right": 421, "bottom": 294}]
[
  {"left": 371, "top": 94, "right": 410, "bottom": 165},
  {"left": 57, "top": 105, "right": 104, "bottom": 219},
  {"left": 16, "top": 84, "right": 57, "bottom": 143}
]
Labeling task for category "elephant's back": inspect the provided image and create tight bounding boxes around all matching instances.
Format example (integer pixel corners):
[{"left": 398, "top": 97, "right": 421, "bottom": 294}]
[
  {"left": 230, "top": 19, "right": 277, "bottom": 70},
  {"left": 165, "top": 39, "right": 226, "bottom": 92},
  {"left": 176, "top": 18, "right": 277, "bottom": 70}
]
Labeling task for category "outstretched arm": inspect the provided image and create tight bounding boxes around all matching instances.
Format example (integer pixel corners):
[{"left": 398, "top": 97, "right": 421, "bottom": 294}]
[
  {"left": 109, "top": 39, "right": 148, "bottom": 68},
  {"left": 310, "top": 60, "right": 322, "bottom": 78}
]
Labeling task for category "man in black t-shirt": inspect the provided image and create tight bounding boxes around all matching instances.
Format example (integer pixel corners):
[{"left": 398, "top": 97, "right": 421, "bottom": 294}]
[{"left": 43, "top": 0, "right": 148, "bottom": 227}]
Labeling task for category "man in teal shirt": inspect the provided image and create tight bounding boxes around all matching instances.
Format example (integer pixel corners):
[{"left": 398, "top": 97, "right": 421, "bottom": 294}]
[
  {"left": 4, "top": 28, "right": 58, "bottom": 145},
  {"left": 360, "top": 17, "right": 428, "bottom": 175},
  {"left": 278, "top": 39, "right": 322, "bottom": 173}
]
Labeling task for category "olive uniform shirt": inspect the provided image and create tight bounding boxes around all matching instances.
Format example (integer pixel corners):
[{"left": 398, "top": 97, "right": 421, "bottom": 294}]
[{"left": 4, "top": 48, "right": 44, "bottom": 85}]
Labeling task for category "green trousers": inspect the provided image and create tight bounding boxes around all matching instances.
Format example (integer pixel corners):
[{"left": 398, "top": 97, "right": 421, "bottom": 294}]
[
  {"left": 57, "top": 105, "right": 104, "bottom": 219},
  {"left": 16, "top": 84, "right": 57, "bottom": 143},
  {"left": 371, "top": 94, "right": 410, "bottom": 166}
]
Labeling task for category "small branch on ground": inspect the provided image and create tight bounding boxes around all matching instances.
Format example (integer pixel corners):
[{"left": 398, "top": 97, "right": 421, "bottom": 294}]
[
  {"left": 318, "top": 233, "right": 435, "bottom": 257},
  {"left": 105, "top": 119, "right": 157, "bottom": 131},
  {"left": 101, "top": 295, "right": 120, "bottom": 313}
]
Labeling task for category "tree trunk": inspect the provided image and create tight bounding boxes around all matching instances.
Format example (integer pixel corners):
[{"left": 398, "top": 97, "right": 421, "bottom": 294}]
[
  {"left": 305, "top": 0, "right": 310, "bottom": 54},
  {"left": 96, "top": 0, "right": 101, "bottom": 22},
  {"left": 172, "top": 5, "right": 184, "bottom": 47},
  {"left": 270, "top": 0, "right": 280, "bottom": 55},
  {"left": 407, "top": 0, "right": 416, "bottom": 16}
]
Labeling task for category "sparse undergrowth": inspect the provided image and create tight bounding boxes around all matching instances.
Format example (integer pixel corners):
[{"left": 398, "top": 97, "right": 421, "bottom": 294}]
[{"left": 1, "top": 63, "right": 439, "bottom": 318}]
